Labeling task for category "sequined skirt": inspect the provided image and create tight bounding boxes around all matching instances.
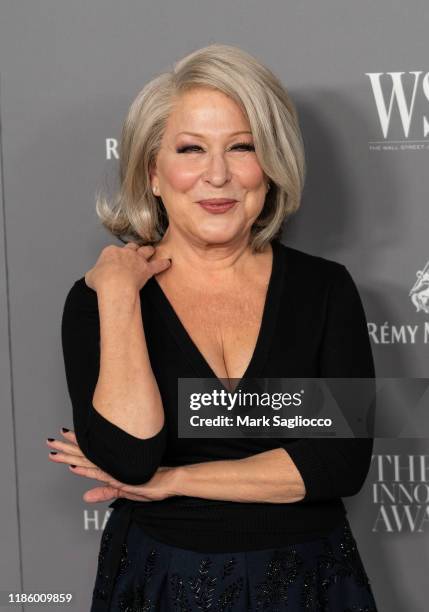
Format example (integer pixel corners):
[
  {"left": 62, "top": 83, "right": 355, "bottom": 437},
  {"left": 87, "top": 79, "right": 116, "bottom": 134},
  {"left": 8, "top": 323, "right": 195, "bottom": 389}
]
[{"left": 90, "top": 503, "right": 378, "bottom": 611}]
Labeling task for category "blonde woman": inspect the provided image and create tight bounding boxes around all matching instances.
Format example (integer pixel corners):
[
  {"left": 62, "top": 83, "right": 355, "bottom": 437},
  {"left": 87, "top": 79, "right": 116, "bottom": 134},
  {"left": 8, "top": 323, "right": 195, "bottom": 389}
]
[{"left": 49, "top": 44, "right": 378, "bottom": 610}]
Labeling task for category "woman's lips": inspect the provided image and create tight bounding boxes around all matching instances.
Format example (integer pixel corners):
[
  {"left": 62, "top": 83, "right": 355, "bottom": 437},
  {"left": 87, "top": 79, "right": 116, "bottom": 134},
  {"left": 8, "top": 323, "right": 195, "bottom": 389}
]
[{"left": 197, "top": 199, "right": 237, "bottom": 213}]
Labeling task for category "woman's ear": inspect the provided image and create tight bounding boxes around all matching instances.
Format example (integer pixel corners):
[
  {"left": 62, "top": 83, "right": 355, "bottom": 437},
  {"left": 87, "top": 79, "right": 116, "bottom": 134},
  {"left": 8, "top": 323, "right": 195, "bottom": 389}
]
[{"left": 149, "top": 163, "right": 159, "bottom": 195}]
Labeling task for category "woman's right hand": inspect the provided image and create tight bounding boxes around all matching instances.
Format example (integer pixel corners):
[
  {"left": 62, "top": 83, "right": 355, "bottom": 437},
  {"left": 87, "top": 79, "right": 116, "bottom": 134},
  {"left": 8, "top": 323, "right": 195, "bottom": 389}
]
[{"left": 84, "top": 242, "right": 171, "bottom": 294}]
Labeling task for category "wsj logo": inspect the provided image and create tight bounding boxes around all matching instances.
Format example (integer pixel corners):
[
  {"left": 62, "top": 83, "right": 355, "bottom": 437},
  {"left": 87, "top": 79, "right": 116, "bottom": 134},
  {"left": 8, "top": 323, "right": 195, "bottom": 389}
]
[
  {"left": 409, "top": 260, "right": 429, "bottom": 314},
  {"left": 366, "top": 71, "right": 429, "bottom": 139}
]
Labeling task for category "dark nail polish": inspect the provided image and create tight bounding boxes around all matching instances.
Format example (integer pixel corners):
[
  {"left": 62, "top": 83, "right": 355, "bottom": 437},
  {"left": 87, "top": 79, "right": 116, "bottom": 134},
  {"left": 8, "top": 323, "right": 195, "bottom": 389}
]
[
  {"left": 168, "top": 258, "right": 172, "bottom": 263},
  {"left": 50, "top": 451, "right": 57, "bottom": 455},
  {"left": 61, "top": 427, "right": 70, "bottom": 433},
  {"left": 70, "top": 464, "right": 76, "bottom": 468},
  {"left": 47, "top": 437, "right": 55, "bottom": 442}
]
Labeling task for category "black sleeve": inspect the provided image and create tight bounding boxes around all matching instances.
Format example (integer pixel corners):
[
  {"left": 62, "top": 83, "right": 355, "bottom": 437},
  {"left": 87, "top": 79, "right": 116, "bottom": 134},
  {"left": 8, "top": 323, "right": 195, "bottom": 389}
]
[
  {"left": 61, "top": 278, "right": 167, "bottom": 485},
  {"left": 283, "top": 264, "right": 375, "bottom": 502}
]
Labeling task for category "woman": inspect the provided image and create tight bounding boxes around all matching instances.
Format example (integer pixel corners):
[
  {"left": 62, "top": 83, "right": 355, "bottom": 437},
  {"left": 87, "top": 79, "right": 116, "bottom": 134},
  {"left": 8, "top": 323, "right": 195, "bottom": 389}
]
[{"left": 48, "top": 44, "right": 378, "bottom": 610}]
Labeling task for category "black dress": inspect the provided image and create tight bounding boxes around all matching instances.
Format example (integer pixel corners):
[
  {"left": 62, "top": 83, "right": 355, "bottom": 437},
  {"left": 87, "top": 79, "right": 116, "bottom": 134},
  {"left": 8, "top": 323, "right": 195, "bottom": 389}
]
[{"left": 61, "top": 239, "right": 379, "bottom": 611}]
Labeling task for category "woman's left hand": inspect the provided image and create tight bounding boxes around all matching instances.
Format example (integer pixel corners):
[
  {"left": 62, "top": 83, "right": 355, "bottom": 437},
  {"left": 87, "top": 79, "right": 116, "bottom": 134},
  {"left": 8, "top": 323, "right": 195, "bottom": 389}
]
[{"left": 46, "top": 429, "right": 180, "bottom": 503}]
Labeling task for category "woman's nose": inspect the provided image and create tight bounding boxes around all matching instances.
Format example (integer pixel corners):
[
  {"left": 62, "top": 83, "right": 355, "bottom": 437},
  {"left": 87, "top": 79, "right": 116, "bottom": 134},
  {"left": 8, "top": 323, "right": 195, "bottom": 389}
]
[{"left": 202, "top": 154, "right": 232, "bottom": 184}]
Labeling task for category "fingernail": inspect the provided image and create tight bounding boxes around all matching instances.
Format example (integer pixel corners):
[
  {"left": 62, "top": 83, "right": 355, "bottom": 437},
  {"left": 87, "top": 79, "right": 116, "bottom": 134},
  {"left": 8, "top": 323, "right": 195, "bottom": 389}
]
[
  {"left": 61, "top": 427, "right": 70, "bottom": 433},
  {"left": 50, "top": 451, "right": 58, "bottom": 455},
  {"left": 47, "top": 437, "right": 55, "bottom": 442},
  {"left": 70, "top": 464, "right": 77, "bottom": 468},
  {"left": 168, "top": 258, "right": 172, "bottom": 264}
]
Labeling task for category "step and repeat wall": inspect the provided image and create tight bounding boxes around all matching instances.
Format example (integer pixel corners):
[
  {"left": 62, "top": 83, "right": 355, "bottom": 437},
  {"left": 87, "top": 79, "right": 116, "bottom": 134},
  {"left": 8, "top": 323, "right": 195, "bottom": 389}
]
[{"left": 1, "top": 2, "right": 428, "bottom": 610}]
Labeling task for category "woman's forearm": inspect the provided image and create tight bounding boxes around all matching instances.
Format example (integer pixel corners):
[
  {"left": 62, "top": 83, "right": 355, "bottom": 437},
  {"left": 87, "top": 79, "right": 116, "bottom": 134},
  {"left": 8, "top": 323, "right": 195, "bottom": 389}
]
[
  {"left": 173, "top": 447, "right": 306, "bottom": 504},
  {"left": 92, "top": 283, "right": 165, "bottom": 439}
]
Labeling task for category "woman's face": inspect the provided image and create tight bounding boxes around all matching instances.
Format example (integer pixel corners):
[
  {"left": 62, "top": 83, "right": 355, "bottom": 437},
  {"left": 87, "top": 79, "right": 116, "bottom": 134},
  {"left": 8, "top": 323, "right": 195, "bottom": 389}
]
[{"left": 150, "top": 87, "right": 269, "bottom": 247}]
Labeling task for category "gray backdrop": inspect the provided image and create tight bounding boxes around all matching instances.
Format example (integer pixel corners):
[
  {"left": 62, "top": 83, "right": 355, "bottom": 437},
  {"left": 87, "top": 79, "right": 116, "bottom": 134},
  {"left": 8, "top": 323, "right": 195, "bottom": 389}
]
[{"left": 1, "top": 1, "right": 428, "bottom": 610}]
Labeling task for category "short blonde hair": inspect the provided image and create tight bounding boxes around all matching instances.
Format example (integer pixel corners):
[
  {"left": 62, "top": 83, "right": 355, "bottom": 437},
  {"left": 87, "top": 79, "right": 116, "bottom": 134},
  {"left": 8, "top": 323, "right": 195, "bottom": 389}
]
[{"left": 96, "top": 43, "right": 306, "bottom": 252}]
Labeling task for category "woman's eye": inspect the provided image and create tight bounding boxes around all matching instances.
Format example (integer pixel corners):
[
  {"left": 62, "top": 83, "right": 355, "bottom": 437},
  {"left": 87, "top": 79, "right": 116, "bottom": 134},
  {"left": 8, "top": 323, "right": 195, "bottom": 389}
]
[
  {"left": 177, "top": 145, "right": 203, "bottom": 153},
  {"left": 233, "top": 143, "right": 255, "bottom": 152},
  {"left": 176, "top": 143, "right": 255, "bottom": 154}
]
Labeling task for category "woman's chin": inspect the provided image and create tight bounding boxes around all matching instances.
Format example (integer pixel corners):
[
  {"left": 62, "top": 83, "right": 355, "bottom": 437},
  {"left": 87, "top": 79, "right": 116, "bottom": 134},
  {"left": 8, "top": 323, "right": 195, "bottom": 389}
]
[
  {"left": 193, "top": 219, "right": 245, "bottom": 243},
  {"left": 192, "top": 228, "right": 242, "bottom": 246}
]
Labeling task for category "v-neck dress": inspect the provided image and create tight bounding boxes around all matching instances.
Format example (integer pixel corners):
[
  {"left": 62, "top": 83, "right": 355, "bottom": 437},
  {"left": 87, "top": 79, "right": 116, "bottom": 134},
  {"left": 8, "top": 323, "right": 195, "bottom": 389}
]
[
  {"left": 61, "top": 238, "right": 377, "bottom": 610},
  {"left": 148, "top": 237, "right": 282, "bottom": 388}
]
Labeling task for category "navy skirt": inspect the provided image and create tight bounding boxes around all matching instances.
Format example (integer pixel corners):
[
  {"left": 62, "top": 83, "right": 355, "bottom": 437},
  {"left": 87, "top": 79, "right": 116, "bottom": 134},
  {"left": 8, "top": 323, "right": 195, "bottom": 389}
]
[{"left": 90, "top": 500, "right": 378, "bottom": 611}]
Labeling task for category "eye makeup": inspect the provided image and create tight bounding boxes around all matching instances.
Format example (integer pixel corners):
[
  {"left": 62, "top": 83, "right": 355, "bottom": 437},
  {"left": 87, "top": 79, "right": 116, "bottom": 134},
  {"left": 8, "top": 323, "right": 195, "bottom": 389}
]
[{"left": 176, "top": 142, "right": 255, "bottom": 154}]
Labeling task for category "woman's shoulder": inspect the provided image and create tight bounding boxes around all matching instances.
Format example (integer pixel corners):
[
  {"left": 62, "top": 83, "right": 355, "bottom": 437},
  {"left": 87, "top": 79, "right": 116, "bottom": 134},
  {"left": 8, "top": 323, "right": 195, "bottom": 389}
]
[
  {"left": 62, "top": 276, "right": 98, "bottom": 315},
  {"left": 63, "top": 275, "right": 152, "bottom": 313},
  {"left": 72, "top": 275, "right": 95, "bottom": 292},
  {"left": 275, "top": 240, "right": 348, "bottom": 282}
]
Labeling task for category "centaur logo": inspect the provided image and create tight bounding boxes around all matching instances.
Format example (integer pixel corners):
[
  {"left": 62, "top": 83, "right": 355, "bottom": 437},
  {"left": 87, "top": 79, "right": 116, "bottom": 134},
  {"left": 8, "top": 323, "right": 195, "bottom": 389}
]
[
  {"left": 409, "top": 260, "right": 429, "bottom": 314},
  {"left": 365, "top": 71, "right": 429, "bottom": 144},
  {"left": 367, "top": 259, "right": 429, "bottom": 344}
]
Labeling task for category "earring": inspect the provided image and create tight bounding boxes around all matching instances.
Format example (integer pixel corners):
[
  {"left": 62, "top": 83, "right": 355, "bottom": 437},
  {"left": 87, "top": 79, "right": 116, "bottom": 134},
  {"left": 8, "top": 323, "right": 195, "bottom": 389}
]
[{"left": 266, "top": 182, "right": 271, "bottom": 192}]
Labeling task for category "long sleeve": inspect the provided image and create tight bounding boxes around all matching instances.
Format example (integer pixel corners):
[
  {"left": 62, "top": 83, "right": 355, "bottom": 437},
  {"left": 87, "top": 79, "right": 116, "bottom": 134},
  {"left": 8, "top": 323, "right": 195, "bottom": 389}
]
[
  {"left": 284, "top": 263, "right": 375, "bottom": 502},
  {"left": 61, "top": 278, "right": 167, "bottom": 485}
]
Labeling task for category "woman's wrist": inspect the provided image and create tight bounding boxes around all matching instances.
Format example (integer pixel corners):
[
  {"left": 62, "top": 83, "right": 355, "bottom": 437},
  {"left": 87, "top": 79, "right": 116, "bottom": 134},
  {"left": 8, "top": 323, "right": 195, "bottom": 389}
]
[
  {"left": 96, "top": 282, "right": 140, "bottom": 318},
  {"left": 169, "top": 465, "right": 189, "bottom": 496}
]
